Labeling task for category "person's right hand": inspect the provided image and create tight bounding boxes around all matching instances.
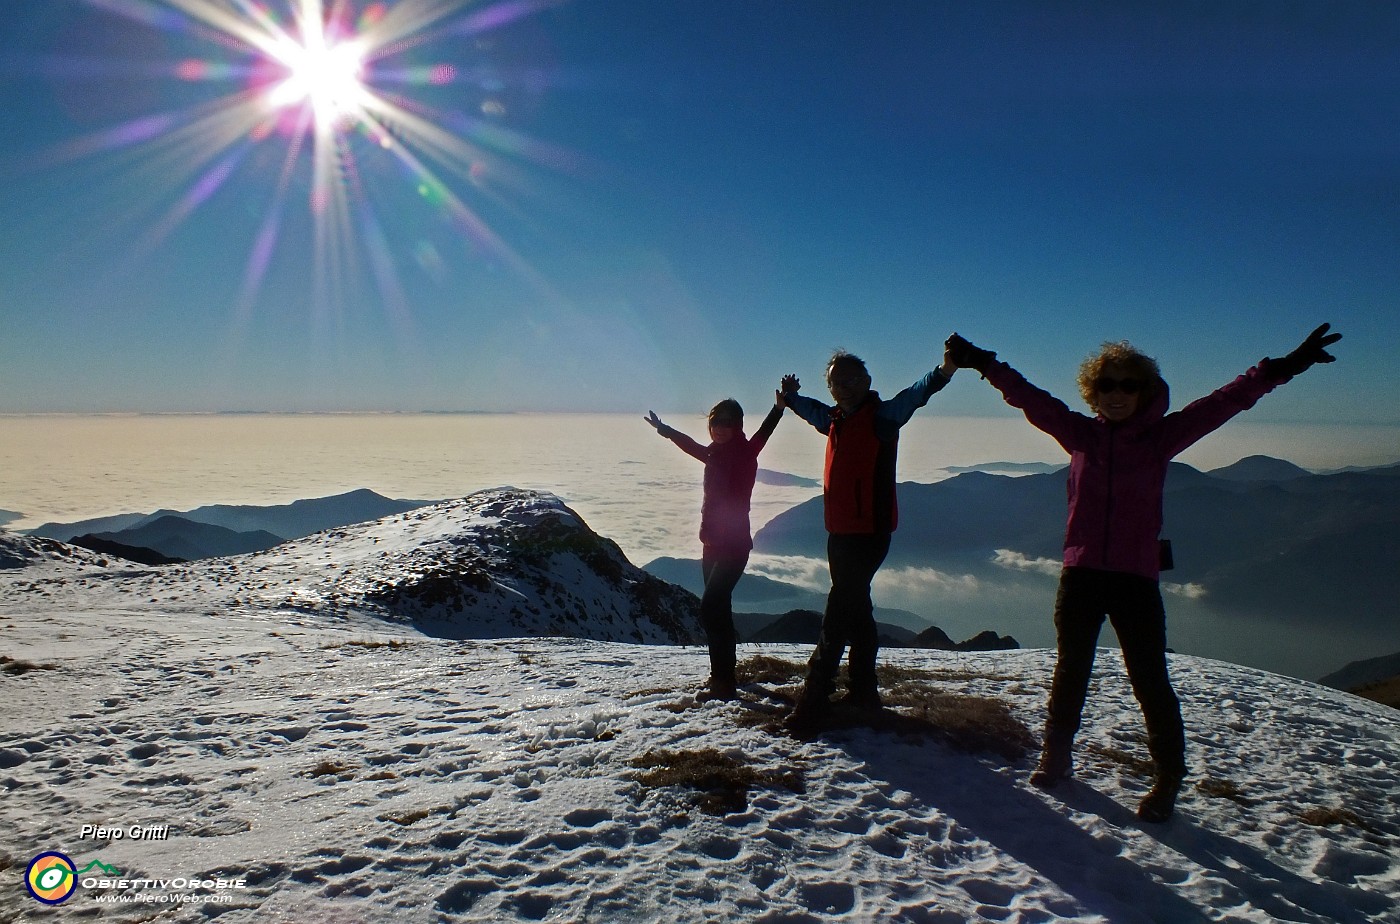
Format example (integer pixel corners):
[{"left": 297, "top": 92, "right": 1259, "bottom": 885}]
[{"left": 644, "top": 410, "right": 663, "bottom": 430}]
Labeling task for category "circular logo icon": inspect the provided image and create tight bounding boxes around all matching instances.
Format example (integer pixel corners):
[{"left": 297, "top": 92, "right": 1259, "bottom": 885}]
[{"left": 26, "top": 852, "right": 78, "bottom": 905}]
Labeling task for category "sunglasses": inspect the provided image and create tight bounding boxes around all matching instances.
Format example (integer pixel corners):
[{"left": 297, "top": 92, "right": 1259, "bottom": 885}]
[{"left": 1094, "top": 377, "right": 1143, "bottom": 395}]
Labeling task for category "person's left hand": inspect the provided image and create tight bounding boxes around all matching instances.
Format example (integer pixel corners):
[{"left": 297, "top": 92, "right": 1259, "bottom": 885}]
[
  {"left": 1270, "top": 323, "right": 1342, "bottom": 379},
  {"left": 644, "top": 410, "right": 664, "bottom": 430}
]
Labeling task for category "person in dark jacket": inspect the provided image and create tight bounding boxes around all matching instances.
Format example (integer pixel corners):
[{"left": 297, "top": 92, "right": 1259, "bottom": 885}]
[
  {"left": 646, "top": 380, "right": 792, "bottom": 700},
  {"left": 946, "top": 324, "right": 1341, "bottom": 822},
  {"left": 779, "top": 346, "right": 959, "bottom": 731}
]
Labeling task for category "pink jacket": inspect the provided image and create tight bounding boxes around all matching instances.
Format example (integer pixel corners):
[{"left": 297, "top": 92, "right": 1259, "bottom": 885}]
[{"left": 983, "top": 360, "right": 1282, "bottom": 579}]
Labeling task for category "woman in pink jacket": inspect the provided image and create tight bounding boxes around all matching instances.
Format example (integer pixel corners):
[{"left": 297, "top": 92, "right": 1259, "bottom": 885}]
[
  {"left": 946, "top": 324, "right": 1341, "bottom": 822},
  {"left": 645, "top": 377, "right": 794, "bottom": 701}
]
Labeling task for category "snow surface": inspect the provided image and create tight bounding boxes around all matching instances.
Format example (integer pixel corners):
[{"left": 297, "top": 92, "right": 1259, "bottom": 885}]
[{"left": 3, "top": 491, "right": 1399, "bottom": 922}]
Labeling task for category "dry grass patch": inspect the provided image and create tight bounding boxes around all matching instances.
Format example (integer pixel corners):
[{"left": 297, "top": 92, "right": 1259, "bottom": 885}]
[
  {"left": 380, "top": 806, "right": 443, "bottom": 827},
  {"left": 308, "top": 759, "right": 356, "bottom": 779},
  {"left": 884, "top": 686, "right": 1035, "bottom": 761},
  {"left": 1298, "top": 805, "right": 1373, "bottom": 833},
  {"left": 1084, "top": 743, "right": 1156, "bottom": 779},
  {"left": 731, "top": 657, "right": 1034, "bottom": 761},
  {"left": 737, "top": 654, "right": 804, "bottom": 685},
  {"left": 631, "top": 747, "right": 804, "bottom": 815},
  {"left": 330, "top": 638, "right": 411, "bottom": 651},
  {"left": 1, "top": 655, "right": 59, "bottom": 676},
  {"left": 1195, "top": 777, "right": 1248, "bottom": 804}
]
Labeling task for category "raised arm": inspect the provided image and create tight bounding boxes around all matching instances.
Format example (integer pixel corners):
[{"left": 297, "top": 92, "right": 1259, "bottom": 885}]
[
  {"left": 779, "top": 375, "right": 834, "bottom": 434},
  {"left": 750, "top": 376, "right": 796, "bottom": 453},
  {"left": 946, "top": 333, "right": 1092, "bottom": 453},
  {"left": 644, "top": 410, "right": 709, "bottom": 462},
  {"left": 1158, "top": 323, "right": 1342, "bottom": 458}
]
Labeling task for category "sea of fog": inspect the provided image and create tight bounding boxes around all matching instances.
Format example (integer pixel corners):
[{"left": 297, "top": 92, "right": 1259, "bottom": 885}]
[{"left": 3, "top": 413, "right": 1397, "bottom": 680}]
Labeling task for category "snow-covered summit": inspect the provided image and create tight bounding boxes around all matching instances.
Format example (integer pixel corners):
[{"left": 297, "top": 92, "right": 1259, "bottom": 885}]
[{"left": 245, "top": 487, "right": 699, "bottom": 643}]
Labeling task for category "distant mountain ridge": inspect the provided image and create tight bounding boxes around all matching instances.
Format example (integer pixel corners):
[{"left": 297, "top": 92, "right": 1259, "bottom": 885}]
[
  {"left": 86, "top": 515, "right": 284, "bottom": 561},
  {"left": 29, "top": 489, "right": 434, "bottom": 561}
]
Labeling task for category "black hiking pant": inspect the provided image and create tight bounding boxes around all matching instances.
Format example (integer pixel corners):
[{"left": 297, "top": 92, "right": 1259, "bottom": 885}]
[
  {"left": 802, "top": 532, "right": 892, "bottom": 701},
  {"left": 1045, "top": 567, "right": 1186, "bottom": 776},
  {"left": 701, "top": 547, "right": 748, "bottom": 685}
]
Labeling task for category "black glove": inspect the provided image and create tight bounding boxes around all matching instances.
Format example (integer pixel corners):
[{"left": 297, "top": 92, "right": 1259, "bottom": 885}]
[
  {"left": 1266, "top": 323, "right": 1342, "bottom": 380},
  {"left": 945, "top": 333, "right": 996, "bottom": 374}
]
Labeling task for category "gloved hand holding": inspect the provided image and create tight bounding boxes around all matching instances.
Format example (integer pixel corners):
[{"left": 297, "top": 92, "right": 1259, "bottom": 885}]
[
  {"left": 944, "top": 333, "right": 996, "bottom": 374},
  {"left": 1267, "top": 323, "right": 1342, "bottom": 380},
  {"left": 777, "top": 374, "right": 800, "bottom": 406}
]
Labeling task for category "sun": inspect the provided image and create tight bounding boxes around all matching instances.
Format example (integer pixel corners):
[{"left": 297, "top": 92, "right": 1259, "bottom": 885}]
[{"left": 267, "top": 31, "right": 369, "bottom": 126}]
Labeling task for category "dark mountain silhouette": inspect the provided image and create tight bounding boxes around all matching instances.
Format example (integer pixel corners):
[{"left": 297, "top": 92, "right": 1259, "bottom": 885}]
[
  {"left": 30, "top": 489, "right": 431, "bottom": 543},
  {"left": 1320, "top": 651, "right": 1400, "bottom": 694},
  {"left": 909, "top": 626, "right": 1019, "bottom": 651},
  {"left": 744, "top": 609, "right": 915, "bottom": 646},
  {"left": 90, "top": 516, "right": 284, "bottom": 561},
  {"left": 70, "top": 534, "right": 185, "bottom": 566},
  {"left": 1207, "top": 455, "right": 1311, "bottom": 482}
]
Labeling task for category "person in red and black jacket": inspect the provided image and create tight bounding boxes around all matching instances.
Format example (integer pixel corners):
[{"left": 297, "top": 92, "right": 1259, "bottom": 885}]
[
  {"left": 780, "top": 344, "right": 959, "bottom": 731},
  {"left": 646, "top": 380, "right": 792, "bottom": 700}
]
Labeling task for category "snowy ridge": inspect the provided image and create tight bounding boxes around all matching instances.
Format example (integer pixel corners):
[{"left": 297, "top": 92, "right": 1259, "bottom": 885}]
[
  {"left": 0, "top": 530, "right": 109, "bottom": 570},
  {"left": 264, "top": 488, "right": 700, "bottom": 643}
]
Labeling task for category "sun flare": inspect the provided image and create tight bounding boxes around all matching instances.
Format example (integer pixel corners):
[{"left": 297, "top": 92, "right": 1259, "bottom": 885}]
[{"left": 269, "top": 36, "right": 369, "bottom": 125}]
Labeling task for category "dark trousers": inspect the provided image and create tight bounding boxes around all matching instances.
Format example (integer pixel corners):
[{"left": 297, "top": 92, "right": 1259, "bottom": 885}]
[
  {"left": 1045, "top": 567, "right": 1186, "bottom": 775},
  {"left": 701, "top": 547, "right": 748, "bottom": 684},
  {"left": 803, "top": 532, "right": 892, "bottom": 700}
]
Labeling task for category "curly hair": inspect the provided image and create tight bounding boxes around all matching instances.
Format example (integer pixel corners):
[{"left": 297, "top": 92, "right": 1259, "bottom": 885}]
[{"left": 1076, "top": 341, "right": 1163, "bottom": 413}]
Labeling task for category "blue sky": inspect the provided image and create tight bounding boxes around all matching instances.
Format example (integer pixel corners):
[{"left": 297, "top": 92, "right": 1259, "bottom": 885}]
[{"left": 1, "top": 1, "right": 1396, "bottom": 424}]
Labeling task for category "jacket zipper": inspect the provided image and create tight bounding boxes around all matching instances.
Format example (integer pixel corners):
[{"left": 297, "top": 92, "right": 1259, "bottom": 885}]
[{"left": 1103, "top": 426, "right": 1115, "bottom": 568}]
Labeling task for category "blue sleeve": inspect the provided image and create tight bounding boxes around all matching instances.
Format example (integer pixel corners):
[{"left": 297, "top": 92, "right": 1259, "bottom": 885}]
[
  {"left": 785, "top": 393, "right": 833, "bottom": 434},
  {"left": 876, "top": 369, "right": 950, "bottom": 429}
]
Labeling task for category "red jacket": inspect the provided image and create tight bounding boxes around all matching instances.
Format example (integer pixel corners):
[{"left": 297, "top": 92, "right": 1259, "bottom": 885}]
[
  {"left": 823, "top": 396, "right": 899, "bottom": 534},
  {"left": 983, "top": 360, "right": 1281, "bottom": 579},
  {"left": 786, "top": 370, "right": 953, "bottom": 535}
]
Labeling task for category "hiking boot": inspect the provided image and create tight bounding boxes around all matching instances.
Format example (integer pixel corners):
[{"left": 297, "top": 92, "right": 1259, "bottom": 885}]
[
  {"left": 783, "top": 696, "right": 828, "bottom": 736},
  {"left": 1029, "top": 739, "right": 1073, "bottom": 789},
  {"left": 697, "top": 677, "right": 737, "bottom": 702},
  {"left": 834, "top": 688, "right": 883, "bottom": 711},
  {"left": 1136, "top": 771, "right": 1185, "bottom": 823},
  {"left": 694, "top": 674, "right": 739, "bottom": 702}
]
